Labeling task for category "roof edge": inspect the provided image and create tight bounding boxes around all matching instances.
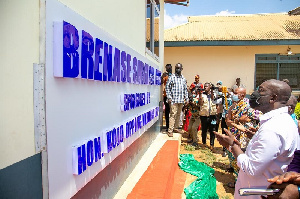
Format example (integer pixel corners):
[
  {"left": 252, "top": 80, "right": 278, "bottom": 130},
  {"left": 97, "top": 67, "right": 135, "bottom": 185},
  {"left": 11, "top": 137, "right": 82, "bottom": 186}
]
[{"left": 164, "top": 40, "right": 300, "bottom": 47}]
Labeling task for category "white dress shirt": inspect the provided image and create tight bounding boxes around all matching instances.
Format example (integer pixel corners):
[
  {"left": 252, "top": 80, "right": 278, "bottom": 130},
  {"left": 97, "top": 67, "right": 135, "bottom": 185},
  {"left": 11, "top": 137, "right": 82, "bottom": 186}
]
[{"left": 234, "top": 107, "right": 300, "bottom": 199}]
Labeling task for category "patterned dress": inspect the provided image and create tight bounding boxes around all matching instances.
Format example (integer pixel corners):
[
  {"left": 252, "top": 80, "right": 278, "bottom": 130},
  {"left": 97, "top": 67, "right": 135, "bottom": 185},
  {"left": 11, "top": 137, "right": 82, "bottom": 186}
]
[{"left": 227, "top": 98, "right": 263, "bottom": 179}]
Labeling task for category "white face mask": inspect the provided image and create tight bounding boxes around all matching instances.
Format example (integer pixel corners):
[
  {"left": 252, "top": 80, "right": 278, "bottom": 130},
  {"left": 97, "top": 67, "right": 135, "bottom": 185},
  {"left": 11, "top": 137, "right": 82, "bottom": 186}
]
[{"left": 232, "top": 94, "right": 239, "bottom": 102}]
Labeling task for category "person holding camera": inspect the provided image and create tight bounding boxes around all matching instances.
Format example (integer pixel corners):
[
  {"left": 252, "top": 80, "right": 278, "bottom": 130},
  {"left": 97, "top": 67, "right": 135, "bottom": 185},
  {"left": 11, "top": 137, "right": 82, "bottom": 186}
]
[
  {"left": 211, "top": 81, "right": 233, "bottom": 156},
  {"left": 214, "top": 81, "right": 224, "bottom": 132},
  {"left": 185, "top": 90, "right": 201, "bottom": 147},
  {"left": 199, "top": 82, "right": 217, "bottom": 150},
  {"left": 190, "top": 74, "right": 203, "bottom": 93}
]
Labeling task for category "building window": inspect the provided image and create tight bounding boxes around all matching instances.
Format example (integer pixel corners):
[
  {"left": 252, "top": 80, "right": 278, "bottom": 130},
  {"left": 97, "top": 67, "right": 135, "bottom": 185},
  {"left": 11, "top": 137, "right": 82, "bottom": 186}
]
[
  {"left": 146, "top": 0, "right": 160, "bottom": 60},
  {"left": 255, "top": 54, "right": 300, "bottom": 90}
]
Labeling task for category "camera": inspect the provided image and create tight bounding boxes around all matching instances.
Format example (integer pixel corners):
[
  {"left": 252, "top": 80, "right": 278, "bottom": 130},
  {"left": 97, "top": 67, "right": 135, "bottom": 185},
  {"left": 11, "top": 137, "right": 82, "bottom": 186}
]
[
  {"left": 210, "top": 84, "right": 219, "bottom": 90},
  {"left": 195, "top": 85, "right": 204, "bottom": 92}
]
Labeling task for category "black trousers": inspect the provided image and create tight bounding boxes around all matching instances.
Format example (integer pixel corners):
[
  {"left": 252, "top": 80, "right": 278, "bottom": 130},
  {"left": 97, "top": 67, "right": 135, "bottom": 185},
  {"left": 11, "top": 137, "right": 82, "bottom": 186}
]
[
  {"left": 163, "top": 96, "right": 170, "bottom": 129},
  {"left": 200, "top": 115, "right": 217, "bottom": 146},
  {"left": 221, "top": 117, "right": 228, "bottom": 151},
  {"left": 216, "top": 113, "right": 222, "bottom": 132}
]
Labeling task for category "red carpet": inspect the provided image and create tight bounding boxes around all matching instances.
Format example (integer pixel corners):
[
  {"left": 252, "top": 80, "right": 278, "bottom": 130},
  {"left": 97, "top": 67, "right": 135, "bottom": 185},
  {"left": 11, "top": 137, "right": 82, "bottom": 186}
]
[{"left": 127, "top": 140, "right": 186, "bottom": 199}]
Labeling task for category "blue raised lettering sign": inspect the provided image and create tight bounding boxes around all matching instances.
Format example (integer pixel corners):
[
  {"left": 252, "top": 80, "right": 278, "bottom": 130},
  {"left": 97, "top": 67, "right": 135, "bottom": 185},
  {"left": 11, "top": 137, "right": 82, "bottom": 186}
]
[
  {"left": 63, "top": 21, "right": 79, "bottom": 78},
  {"left": 81, "top": 30, "right": 94, "bottom": 79},
  {"left": 87, "top": 140, "right": 94, "bottom": 166},
  {"left": 94, "top": 137, "right": 101, "bottom": 162},
  {"left": 94, "top": 38, "right": 103, "bottom": 81},
  {"left": 77, "top": 144, "right": 86, "bottom": 175}
]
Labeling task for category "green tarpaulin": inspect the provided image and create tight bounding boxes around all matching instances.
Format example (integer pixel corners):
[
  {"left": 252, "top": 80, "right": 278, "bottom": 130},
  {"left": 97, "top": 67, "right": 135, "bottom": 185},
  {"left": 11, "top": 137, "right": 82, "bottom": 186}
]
[{"left": 179, "top": 154, "right": 219, "bottom": 199}]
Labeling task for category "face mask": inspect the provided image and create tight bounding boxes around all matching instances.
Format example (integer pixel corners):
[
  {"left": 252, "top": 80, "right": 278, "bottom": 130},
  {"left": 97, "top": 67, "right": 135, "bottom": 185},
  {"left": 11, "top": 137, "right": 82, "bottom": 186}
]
[
  {"left": 166, "top": 68, "right": 172, "bottom": 74},
  {"left": 232, "top": 94, "right": 239, "bottom": 102},
  {"left": 218, "top": 91, "right": 223, "bottom": 96},
  {"left": 192, "top": 94, "right": 196, "bottom": 98},
  {"left": 249, "top": 90, "right": 261, "bottom": 108},
  {"left": 175, "top": 67, "right": 182, "bottom": 75}
]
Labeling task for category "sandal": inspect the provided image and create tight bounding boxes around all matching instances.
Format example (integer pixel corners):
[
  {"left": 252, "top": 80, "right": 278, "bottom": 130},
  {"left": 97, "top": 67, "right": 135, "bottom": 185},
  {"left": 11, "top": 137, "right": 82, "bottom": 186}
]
[
  {"left": 187, "top": 139, "right": 193, "bottom": 143},
  {"left": 167, "top": 132, "right": 173, "bottom": 137},
  {"left": 227, "top": 182, "right": 235, "bottom": 188}
]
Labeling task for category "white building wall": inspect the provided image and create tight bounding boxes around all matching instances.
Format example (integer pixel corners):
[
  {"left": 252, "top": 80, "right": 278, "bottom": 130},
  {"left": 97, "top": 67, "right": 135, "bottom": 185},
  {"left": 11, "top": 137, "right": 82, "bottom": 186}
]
[
  {"left": 59, "top": 0, "right": 161, "bottom": 65},
  {"left": 0, "top": 0, "right": 39, "bottom": 169}
]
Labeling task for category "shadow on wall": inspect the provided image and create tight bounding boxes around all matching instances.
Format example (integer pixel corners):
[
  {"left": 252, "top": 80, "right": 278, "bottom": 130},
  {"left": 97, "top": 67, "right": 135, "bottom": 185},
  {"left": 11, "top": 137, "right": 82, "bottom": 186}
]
[{"left": 72, "top": 122, "right": 160, "bottom": 199}]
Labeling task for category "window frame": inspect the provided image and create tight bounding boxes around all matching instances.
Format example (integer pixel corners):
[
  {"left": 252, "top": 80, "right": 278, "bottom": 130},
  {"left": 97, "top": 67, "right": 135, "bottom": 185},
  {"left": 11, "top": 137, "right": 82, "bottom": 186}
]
[
  {"left": 145, "top": 0, "right": 160, "bottom": 62},
  {"left": 255, "top": 54, "right": 300, "bottom": 90}
]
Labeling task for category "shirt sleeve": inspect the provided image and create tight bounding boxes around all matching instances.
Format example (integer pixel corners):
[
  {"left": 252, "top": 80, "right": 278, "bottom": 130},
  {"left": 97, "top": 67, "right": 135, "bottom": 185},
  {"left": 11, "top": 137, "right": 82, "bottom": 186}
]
[
  {"left": 237, "top": 128, "right": 282, "bottom": 176},
  {"left": 165, "top": 76, "right": 172, "bottom": 100}
]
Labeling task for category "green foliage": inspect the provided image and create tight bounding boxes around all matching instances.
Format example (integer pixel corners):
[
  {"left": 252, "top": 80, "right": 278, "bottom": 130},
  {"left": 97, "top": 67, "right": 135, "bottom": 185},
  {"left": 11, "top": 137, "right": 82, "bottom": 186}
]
[
  {"left": 295, "top": 102, "right": 300, "bottom": 120},
  {"left": 184, "top": 144, "right": 195, "bottom": 151},
  {"left": 198, "top": 148, "right": 216, "bottom": 167}
]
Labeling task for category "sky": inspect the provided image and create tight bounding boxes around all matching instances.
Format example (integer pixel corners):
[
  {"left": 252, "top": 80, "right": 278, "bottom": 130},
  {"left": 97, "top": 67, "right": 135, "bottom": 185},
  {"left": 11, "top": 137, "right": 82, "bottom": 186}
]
[{"left": 164, "top": 0, "right": 300, "bottom": 29}]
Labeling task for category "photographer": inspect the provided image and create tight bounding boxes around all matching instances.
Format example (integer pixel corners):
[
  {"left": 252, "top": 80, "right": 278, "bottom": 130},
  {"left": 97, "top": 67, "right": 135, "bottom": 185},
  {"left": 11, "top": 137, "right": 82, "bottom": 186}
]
[
  {"left": 185, "top": 89, "right": 201, "bottom": 147},
  {"left": 199, "top": 82, "right": 217, "bottom": 150},
  {"left": 190, "top": 75, "right": 203, "bottom": 93},
  {"left": 211, "top": 82, "right": 233, "bottom": 156}
]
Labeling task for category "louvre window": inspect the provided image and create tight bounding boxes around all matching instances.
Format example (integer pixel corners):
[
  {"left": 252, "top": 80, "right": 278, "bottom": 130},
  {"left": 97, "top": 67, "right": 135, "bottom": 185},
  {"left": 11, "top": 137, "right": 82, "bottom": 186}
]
[{"left": 255, "top": 54, "right": 300, "bottom": 90}]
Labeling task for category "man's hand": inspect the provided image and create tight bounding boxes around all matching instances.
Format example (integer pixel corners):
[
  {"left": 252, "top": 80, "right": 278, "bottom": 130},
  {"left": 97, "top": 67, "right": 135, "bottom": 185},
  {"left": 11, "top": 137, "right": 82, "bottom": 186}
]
[
  {"left": 261, "top": 183, "right": 299, "bottom": 199},
  {"left": 262, "top": 172, "right": 300, "bottom": 199},
  {"left": 267, "top": 172, "right": 300, "bottom": 185},
  {"left": 239, "top": 115, "right": 250, "bottom": 123},
  {"left": 244, "top": 126, "right": 258, "bottom": 139},
  {"left": 214, "top": 128, "right": 236, "bottom": 149}
]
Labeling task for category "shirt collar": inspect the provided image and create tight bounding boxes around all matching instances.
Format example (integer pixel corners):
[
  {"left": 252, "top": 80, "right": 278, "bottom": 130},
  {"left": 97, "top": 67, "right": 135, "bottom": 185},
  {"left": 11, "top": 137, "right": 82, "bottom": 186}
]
[{"left": 259, "top": 106, "right": 288, "bottom": 124}]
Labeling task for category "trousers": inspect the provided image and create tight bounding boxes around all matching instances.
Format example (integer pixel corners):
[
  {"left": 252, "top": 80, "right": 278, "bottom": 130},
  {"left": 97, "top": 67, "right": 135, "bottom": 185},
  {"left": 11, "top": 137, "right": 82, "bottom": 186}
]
[
  {"left": 188, "top": 117, "right": 201, "bottom": 143},
  {"left": 200, "top": 115, "right": 217, "bottom": 146},
  {"left": 168, "top": 103, "right": 184, "bottom": 133}
]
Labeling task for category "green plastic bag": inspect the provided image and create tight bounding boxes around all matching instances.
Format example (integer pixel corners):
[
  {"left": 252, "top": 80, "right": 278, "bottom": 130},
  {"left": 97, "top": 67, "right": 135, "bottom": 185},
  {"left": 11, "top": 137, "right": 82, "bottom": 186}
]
[{"left": 179, "top": 154, "right": 218, "bottom": 199}]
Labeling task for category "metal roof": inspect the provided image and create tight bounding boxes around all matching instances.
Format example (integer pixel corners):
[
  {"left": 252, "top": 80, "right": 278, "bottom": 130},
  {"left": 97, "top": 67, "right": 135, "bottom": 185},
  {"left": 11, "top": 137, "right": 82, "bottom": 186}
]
[{"left": 164, "top": 13, "right": 300, "bottom": 42}]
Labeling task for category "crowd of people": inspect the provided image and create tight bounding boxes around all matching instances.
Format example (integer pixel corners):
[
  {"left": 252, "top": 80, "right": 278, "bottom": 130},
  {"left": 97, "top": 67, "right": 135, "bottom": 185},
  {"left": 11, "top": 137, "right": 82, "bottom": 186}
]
[{"left": 162, "top": 63, "right": 300, "bottom": 199}]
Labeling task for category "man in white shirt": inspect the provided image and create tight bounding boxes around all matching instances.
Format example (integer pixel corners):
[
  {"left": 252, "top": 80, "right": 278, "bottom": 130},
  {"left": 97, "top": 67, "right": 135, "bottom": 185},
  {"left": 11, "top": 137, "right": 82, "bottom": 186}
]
[{"left": 215, "top": 79, "right": 300, "bottom": 199}]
